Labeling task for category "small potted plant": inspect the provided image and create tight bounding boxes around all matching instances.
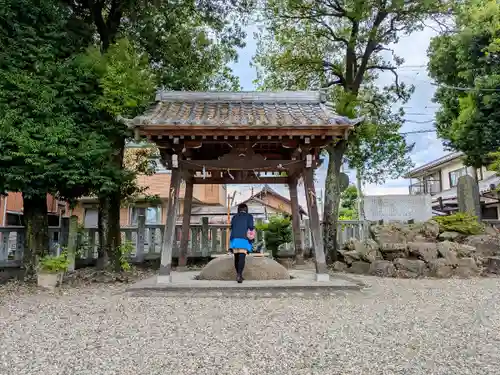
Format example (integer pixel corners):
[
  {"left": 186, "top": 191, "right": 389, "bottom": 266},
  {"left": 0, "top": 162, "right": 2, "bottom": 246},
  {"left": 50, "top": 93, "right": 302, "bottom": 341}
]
[{"left": 37, "top": 252, "right": 70, "bottom": 290}]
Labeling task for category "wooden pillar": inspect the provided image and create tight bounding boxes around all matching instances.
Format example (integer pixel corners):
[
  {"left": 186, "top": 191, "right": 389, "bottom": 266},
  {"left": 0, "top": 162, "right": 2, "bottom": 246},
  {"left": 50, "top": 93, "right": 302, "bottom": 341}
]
[
  {"left": 288, "top": 176, "right": 304, "bottom": 264},
  {"left": 303, "top": 168, "right": 329, "bottom": 281},
  {"left": 178, "top": 178, "right": 193, "bottom": 268},
  {"left": 158, "top": 169, "right": 182, "bottom": 283}
]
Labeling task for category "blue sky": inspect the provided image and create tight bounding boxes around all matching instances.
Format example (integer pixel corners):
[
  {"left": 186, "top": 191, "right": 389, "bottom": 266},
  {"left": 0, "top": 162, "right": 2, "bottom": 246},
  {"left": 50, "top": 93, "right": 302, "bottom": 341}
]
[{"left": 227, "top": 25, "right": 448, "bottom": 207}]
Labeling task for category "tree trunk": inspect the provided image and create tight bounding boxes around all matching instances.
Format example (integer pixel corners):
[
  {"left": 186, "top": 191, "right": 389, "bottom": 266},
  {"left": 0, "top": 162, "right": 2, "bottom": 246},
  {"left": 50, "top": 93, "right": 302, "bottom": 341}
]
[
  {"left": 106, "top": 191, "right": 122, "bottom": 272},
  {"left": 322, "top": 140, "right": 347, "bottom": 263},
  {"left": 97, "top": 196, "right": 110, "bottom": 269},
  {"left": 97, "top": 136, "right": 126, "bottom": 271},
  {"left": 22, "top": 192, "right": 49, "bottom": 277}
]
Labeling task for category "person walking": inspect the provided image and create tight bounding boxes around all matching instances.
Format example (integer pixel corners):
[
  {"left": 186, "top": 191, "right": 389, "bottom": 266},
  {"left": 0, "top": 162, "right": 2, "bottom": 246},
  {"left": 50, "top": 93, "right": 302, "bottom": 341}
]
[{"left": 229, "top": 203, "right": 255, "bottom": 283}]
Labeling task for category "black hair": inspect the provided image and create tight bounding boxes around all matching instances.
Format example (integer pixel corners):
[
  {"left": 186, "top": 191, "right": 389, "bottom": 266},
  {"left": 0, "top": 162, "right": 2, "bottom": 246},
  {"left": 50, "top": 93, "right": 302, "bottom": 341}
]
[{"left": 237, "top": 203, "right": 248, "bottom": 213}]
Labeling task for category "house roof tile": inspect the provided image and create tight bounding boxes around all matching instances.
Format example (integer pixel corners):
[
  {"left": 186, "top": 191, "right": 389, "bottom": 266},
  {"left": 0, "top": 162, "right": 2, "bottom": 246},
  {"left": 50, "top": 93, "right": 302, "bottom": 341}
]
[{"left": 132, "top": 91, "right": 362, "bottom": 129}]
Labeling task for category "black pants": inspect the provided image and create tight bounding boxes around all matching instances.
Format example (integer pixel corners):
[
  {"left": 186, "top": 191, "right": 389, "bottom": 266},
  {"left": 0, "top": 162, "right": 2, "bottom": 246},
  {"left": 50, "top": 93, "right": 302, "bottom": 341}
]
[{"left": 234, "top": 253, "right": 246, "bottom": 276}]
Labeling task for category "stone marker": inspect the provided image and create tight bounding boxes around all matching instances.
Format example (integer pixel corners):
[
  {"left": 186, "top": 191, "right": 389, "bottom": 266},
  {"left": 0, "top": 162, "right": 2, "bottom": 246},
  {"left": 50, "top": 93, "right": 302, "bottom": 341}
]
[{"left": 457, "top": 175, "right": 481, "bottom": 219}]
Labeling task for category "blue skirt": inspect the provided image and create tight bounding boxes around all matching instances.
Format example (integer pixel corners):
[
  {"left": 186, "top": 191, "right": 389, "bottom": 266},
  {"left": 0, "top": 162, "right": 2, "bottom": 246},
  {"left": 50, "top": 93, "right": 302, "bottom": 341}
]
[{"left": 230, "top": 238, "right": 252, "bottom": 252}]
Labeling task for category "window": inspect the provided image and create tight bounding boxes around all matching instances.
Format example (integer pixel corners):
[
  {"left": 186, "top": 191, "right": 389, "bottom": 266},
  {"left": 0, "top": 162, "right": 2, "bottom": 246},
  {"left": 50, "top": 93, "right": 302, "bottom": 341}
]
[
  {"left": 84, "top": 209, "right": 98, "bottom": 228},
  {"left": 449, "top": 168, "right": 467, "bottom": 188},
  {"left": 6, "top": 213, "right": 23, "bottom": 226},
  {"left": 48, "top": 214, "right": 60, "bottom": 227},
  {"left": 130, "top": 206, "right": 161, "bottom": 225}
]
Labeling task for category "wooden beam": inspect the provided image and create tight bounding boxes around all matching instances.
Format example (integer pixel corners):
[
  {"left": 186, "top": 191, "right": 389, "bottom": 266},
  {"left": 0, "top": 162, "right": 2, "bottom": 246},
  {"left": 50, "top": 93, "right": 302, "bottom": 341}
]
[
  {"left": 178, "top": 179, "right": 193, "bottom": 268},
  {"left": 289, "top": 176, "right": 304, "bottom": 264},
  {"left": 303, "top": 168, "right": 328, "bottom": 280},
  {"left": 158, "top": 169, "right": 181, "bottom": 283},
  {"left": 193, "top": 177, "right": 289, "bottom": 185},
  {"left": 180, "top": 159, "right": 305, "bottom": 171},
  {"left": 140, "top": 127, "right": 350, "bottom": 138}
]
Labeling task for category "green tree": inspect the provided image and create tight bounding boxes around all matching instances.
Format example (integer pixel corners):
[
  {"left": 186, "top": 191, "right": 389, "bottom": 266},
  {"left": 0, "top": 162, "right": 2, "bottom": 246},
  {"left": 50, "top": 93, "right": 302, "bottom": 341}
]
[
  {"left": 428, "top": 0, "right": 500, "bottom": 169},
  {"left": 254, "top": 0, "right": 451, "bottom": 260},
  {"left": 256, "top": 215, "right": 292, "bottom": 258},
  {"left": 77, "top": 39, "right": 157, "bottom": 270},
  {"left": 63, "top": 0, "right": 250, "bottom": 267},
  {"left": 339, "top": 185, "right": 358, "bottom": 219},
  {"left": 0, "top": 0, "right": 111, "bottom": 274}
]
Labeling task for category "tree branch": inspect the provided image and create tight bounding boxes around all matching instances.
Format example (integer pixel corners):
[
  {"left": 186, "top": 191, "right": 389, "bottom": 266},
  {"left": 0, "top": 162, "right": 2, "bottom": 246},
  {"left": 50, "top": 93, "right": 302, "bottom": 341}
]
[
  {"left": 353, "top": 9, "right": 389, "bottom": 92},
  {"left": 366, "top": 65, "right": 403, "bottom": 96}
]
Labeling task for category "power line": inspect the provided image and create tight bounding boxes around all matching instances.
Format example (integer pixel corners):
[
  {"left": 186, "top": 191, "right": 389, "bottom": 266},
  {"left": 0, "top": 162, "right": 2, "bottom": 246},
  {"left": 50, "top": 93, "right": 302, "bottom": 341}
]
[
  {"left": 432, "top": 82, "right": 500, "bottom": 92},
  {"left": 400, "top": 129, "right": 436, "bottom": 135}
]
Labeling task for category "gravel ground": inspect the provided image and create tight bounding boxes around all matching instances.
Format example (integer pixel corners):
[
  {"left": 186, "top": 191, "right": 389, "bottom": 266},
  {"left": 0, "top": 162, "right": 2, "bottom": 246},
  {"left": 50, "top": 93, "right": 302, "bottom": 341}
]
[{"left": 1, "top": 275, "right": 500, "bottom": 375}]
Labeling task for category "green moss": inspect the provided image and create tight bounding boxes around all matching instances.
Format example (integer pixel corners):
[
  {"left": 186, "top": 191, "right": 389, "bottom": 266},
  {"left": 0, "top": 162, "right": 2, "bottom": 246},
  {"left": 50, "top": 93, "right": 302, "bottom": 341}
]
[{"left": 434, "top": 213, "right": 485, "bottom": 235}]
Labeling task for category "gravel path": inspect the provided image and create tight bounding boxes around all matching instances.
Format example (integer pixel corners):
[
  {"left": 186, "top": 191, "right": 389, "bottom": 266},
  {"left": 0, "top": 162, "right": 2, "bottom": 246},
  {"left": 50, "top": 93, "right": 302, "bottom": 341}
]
[{"left": 1, "top": 275, "right": 500, "bottom": 375}]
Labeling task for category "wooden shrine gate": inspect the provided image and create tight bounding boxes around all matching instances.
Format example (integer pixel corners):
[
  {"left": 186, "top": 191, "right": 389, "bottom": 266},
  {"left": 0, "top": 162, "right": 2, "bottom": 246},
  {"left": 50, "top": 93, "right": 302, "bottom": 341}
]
[{"left": 127, "top": 91, "right": 361, "bottom": 283}]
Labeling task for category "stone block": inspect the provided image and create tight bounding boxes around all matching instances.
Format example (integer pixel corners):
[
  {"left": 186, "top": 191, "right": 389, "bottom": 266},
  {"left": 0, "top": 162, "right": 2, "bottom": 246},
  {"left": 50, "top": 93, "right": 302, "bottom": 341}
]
[
  {"left": 485, "top": 256, "right": 500, "bottom": 274},
  {"left": 437, "top": 241, "right": 459, "bottom": 266},
  {"left": 408, "top": 242, "right": 438, "bottom": 263},
  {"left": 379, "top": 242, "right": 408, "bottom": 261},
  {"left": 347, "top": 261, "right": 371, "bottom": 275},
  {"left": 454, "top": 258, "right": 480, "bottom": 278},
  {"left": 428, "top": 259, "right": 453, "bottom": 278},
  {"left": 369, "top": 260, "right": 396, "bottom": 277},
  {"left": 393, "top": 258, "right": 427, "bottom": 278},
  {"left": 198, "top": 256, "right": 290, "bottom": 280}
]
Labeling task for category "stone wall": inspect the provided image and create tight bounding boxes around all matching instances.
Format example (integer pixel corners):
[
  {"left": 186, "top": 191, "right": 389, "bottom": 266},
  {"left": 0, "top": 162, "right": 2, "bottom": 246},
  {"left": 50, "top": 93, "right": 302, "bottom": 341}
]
[{"left": 334, "top": 221, "right": 500, "bottom": 278}]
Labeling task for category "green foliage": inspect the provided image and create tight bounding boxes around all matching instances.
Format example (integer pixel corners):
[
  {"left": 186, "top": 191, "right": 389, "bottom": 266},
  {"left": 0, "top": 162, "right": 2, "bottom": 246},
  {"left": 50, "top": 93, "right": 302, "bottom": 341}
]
[
  {"left": 38, "top": 252, "right": 70, "bottom": 274},
  {"left": 256, "top": 215, "right": 292, "bottom": 258},
  {"left": 428, "top": 0, "right": 500, "bottom": 167},
  {"left": 489, "top": 150, "right": 500, "bottom": 176},
  {"left": 118, "top": 240, "right": 134, "bottom": 272},
  {"left": 83, "top": 39, "right": 156, "bottom": 119},
  {"left": 0, "top": 0, "right": 110, "bottom": 200},
  {"left": 252, "top": 0, "right": 455, "bottom": 183},
  {"left": 434, "top": 213, "right": 485, "bottom": 235}
]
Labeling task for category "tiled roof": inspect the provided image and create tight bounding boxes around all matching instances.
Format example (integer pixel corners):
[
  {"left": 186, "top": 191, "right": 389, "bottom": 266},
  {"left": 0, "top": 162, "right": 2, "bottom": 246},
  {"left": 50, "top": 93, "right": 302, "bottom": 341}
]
[
  {"left": 405, "top": 152, "right": 464, "bottom": 178},
  {"left": 132, "top": 91, "right": 362, "bottom": 128}
]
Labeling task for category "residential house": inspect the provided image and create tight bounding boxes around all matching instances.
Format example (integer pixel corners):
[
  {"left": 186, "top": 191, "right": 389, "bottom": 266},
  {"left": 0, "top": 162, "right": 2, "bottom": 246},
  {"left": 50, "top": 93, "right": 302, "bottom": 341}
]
[
  {"left": 0, "top": 193, "right": 68, "bottom": 227},
  {"left": 72, "top": 151, "right": 227, "bottom": 227},
  {"left": 406, "top": 152, "right": 500, "bottom": 218},
  {"left": 191, "top": 185, "right": 307, "bottom": 224}
]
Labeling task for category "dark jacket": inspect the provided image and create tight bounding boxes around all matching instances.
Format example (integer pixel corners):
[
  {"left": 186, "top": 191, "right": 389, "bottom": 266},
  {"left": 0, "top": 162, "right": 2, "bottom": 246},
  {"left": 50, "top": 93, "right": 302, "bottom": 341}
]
[{"left": 230, "top": 212, "right": 254, "bottom": 240}]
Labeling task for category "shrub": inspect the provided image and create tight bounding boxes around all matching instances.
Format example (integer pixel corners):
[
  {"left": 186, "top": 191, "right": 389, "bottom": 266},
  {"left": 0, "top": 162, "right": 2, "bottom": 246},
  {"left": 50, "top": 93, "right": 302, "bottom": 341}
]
[
  {"left": 434, "top": 213, "right": 485, "bottom": 235},
  {"left": 38, "top": 253, "right": 70, "bottom": 274},
  {"left": 118, "top": 240, "right": 134, "bottom": 271},
  {"left": 256, "top": 215, "right": 292, "bottom": 258}
]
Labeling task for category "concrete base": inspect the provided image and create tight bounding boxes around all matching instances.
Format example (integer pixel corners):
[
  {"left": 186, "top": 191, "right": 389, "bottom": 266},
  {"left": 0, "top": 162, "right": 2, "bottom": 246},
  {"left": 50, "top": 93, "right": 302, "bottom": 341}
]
[
  {"left": 156, "top": 275, "right": 172, "bottom": 284},
  {"left": 126, "top": 270, "right": 364, "bottom": 298},
  {"left": 315, "top": 273, "right": 330, "bottom": 282}
]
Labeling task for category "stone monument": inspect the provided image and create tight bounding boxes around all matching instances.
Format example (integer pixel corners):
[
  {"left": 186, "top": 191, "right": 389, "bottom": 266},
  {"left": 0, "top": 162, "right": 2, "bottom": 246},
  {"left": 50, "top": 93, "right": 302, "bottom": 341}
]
[{"left": 457, "top": 175, "right": 481, "bottom": 219}]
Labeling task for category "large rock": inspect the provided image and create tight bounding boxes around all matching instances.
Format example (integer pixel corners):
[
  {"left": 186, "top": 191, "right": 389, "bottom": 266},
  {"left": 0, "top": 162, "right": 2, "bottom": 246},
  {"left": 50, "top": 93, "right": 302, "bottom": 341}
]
[
  {"left": 454, "top": 258, "right": 480, "bottom": 278},
  {"left": 342, "top": 239, "right": 381, "bottom": 263},
  {"left": 407, "top": 220, "right": 440, "bottom": 242},
  {"left": 198, "top": 256, "right": 290, "bottom": 280},
  {"left": 332, "top": 261, "right": 348, "bottom": 272},
  {"left": 438, "top": 231, "right": 463, "bottom": 242},
  {"left": 428, "top": 258, "right": 454, "bottom": 278},
  {"left": 379, "top": 242, "right": 407, "bottom": 261},
  {"left": 369, "top": 260, "right": 396, "bottom": 277},
  {"left": 393, "top": 258, "right": 427, "bottom": 278},
  {"left": 370, "top": 223, "right": 408, "bottom": 244},
  {"left": 485, "top": 256, "right": 500, "bottom": 275},
  {"left": 455, "top": 244, "right": 476, "bottom": 258},
  {"left": 463, "top": 235, "right": 500, "bottom": 257},
  {"left": 347, "top": 261, "right": 371, "bottom": 275},
  {"left": 408, "top": 242, "right": 438, "bottom": 263},
  {"left": 436, "top": 241, "right": 459, "bottom": 266}
]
